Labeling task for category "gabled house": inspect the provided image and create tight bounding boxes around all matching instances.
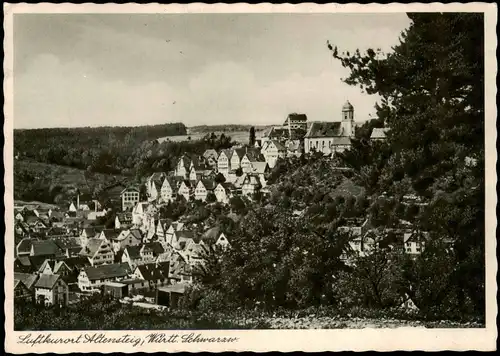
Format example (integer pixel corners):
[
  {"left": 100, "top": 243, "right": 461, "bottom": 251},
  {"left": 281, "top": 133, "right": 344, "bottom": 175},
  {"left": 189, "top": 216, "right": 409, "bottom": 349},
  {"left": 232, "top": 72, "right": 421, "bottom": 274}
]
[
  {"left": 241, "top": 174, "right": 262, "bottom": 197},
  {"left": 14, "top": 272, "right": 38, "bottom": 291},
  {"left": 16, "top": 238, "right": 36, "bottom": 257},
  {"left": 53, "top": 237, "right": 82, "bottom": 257},
  {"left": 38, "top": 259, "right": 72, "bottom": 277},
  {"left": 14, "top": 279, "right": 34, "bottom": 302},
  {"left": 174, "top": 156, "right": 192, "bottom": 179},
  {"left": 165, "top": 222, "right": 185, "bottom": 246},
  {"left": 249, "top": 161, "right": 270, "bottom": 188},
  {"left": 131, "top": 261, "right": 172, "bottom": 290},
  {"left": 79, "top": 227, "right": 97, "bottom": 247},
  {"left": 115, "top": 212, "right": 133, "bottom": 229},
  {"left": 217, "top": 149, "right": 232, "bottom": 177},
  {"left": 121, "top": 186, "right": 141, "bottom": 212},
  {"left": 403, "top": 230, "right": 428, "bottom": 255},
  {"left": 78, "top": 263, "right": 131, "bottom": 292},
  {"left": 112, "top": 229, "right": 143, "bottom": 253},
  {"left": 34, "top": 274, "right": 69, "bottom": 306},
  {"left": 202, "top": 226, "right": 231, "bottom": 250},
  {"left": 99, "top": 229, "right": 122, "bottom": 242},
  {"left": 132, "top": 202, "right": 150, "bottom": 227},
  {"left": 160, "top": 176, "right": 183, "bottom": 203},
  {"left": 178, "top": 180, "right": 193, "bottom": 202},
  {"left": 261, "top": 140, "right": 287, "bottom": 168},
  {"left": 30, "top": 240, "right": 63, "bottom": 258},
  {"left": 214, "top": 182, "right": 233, "bottom": 204},
  {"left": 241, "top": 149, "right": 266, "bottom": 173},
  {"left": 194, "top": 179, "right": 216, "bottom": 202},
  {"left": 230, "top": 148, "right": 246, "bottom": 171},
  {"left": 146, "top": 172, "right": 166, "bottom": 197},
  {"left": 80, "top": 238, "right": 114, "bottom": 266},
  {"left": 121, "top": 242, "right": 165, "bottom": 269},
  {"left": 370, "top": 127, "right": 388, "bottom": 141}
]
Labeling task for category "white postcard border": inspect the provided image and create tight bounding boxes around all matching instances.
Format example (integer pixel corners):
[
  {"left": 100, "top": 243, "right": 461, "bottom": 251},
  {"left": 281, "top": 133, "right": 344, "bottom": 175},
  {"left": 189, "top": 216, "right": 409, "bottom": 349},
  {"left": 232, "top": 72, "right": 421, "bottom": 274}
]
[{"left": 3, "top": 2, "right": 498, "bottom": 353}]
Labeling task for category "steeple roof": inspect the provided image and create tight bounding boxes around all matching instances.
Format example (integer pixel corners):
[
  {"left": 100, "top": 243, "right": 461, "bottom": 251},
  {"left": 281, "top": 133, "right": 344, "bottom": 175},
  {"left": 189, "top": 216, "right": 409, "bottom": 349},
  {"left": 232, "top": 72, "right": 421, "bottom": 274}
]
[{"left": 342, "top": 101, "right": 354, "bottom": 111}]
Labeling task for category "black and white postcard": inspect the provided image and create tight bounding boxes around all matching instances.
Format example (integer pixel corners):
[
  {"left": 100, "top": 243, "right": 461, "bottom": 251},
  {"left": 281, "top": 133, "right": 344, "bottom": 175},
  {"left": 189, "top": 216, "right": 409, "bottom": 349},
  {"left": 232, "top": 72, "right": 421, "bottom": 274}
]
[{"left": 3, "top": 2, "right": 497, "bottom": 352}]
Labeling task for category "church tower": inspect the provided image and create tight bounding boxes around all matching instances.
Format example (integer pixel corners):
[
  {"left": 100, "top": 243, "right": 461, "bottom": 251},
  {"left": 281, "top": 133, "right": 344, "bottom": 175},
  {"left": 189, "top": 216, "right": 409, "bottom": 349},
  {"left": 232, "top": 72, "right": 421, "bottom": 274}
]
[{"left": 341, "top": 100, "right": 354, "bottom": 137}]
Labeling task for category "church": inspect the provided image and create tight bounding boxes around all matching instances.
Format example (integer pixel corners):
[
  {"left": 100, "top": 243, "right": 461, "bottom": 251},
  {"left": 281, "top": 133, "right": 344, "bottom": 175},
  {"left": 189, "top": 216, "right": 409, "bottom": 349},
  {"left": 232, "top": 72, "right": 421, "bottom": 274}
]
[{"left": 304, "top": 101, "right": 363, "bottom": 155}]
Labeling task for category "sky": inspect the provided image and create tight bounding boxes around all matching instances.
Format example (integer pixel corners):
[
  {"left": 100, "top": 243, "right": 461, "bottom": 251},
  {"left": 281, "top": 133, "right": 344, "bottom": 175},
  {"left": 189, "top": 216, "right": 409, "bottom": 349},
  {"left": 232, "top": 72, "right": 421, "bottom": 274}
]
[{"left": 13, "top": 13, "right": 411, "bottom": 129}]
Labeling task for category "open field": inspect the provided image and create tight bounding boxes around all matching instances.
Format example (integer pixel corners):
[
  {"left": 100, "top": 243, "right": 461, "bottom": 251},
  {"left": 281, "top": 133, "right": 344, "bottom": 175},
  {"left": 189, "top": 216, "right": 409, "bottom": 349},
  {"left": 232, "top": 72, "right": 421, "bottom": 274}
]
[{"left": 157, "top": 128, "right": 271, "bottom": 144}]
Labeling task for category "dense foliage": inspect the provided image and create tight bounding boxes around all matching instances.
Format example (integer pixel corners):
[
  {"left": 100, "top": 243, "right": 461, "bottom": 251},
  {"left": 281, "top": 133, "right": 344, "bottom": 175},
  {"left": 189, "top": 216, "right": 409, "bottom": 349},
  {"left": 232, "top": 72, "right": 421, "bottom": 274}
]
[{"left": 328, "top": 12, "right": 485, "bottom": 317}]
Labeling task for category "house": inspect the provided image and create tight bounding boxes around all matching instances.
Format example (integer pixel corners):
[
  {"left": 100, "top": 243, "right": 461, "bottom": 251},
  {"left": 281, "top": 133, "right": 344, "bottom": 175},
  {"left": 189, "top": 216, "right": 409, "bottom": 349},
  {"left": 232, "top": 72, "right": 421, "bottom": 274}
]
[
  {"left": 37, "top": 259, "right": 72, "bottom": 277},
  {"left": 240, "top": 149, "right": 266, "bottom": 173},
  {"left": 34, "top": 274, "right": 69, "bottom": 306},
  {"left": 217, "top": 149, "right": 232, "bottom": 177},
  {"left": 170, "top": 230, "right": 195, "bottom": 250},
  {"left": 131, "top": 261, "right": 172, "bottom": 290},
  {"left": 14, "top": 279, "right": 34, "bottom": 302},
  {"left": 16, "top": 238, "right": 36, "bottom": 257},
  {"left": 52, "top": 237, "right": 82, "bottom": 257},
  {"left": 249, "top": 162, "right": 270, "bottom": 187},
  {"left": 174, "top": 156, "right": 192, "bottom": 178},
  {"left": 146, "top": 172, "right": 166, "bottom": 197},
  {"left": 283, "top": 113, "right": 308, "bottom": 132},
  {"left": 229, "top": 148, "right": 246, "bottom": 171},
  {"left": 214, "top": 183, "right": 233, "bottom": 204},
  {"left": 370, "top": 127, "right": 389, "bottom": 141},
  {"left": 79, "top": 227, "right": 97, "bottom": 247},
  {"left": 111, "top": 229, "right": 143, "bottom": 253},
  {"left": 121, "top": 186, "right": 140, "bottom": 212},
  {"left": 121, "top": 242, "right": 165, "bottom": 269},
  {"left": 132, "top": 202, "right": 150, "bottom": 226},
  {"left": 69, "top": 202, "right": 77, "bottom": 213},
  {"left": 78, "top": 263, "right": 131, "bottom": 293},
  {"left": 184, "top": 238, "right": 210, "bottom": 268},
  {"left": 160, "top": 176, "right": 183, "bottom": 203},
  {"left": 178, "top": 180, "right": 193, "bottom": 202},
  {"left": 80, "top": 238, "right": 114, "bottom": 266},
  {"left": 261, "top": 140, "right": 287, "bottom": 168},
  {"left": 115, "top": 212, "right": 133, "bottom": 229},
  {"left": 261, "top": 127, "right": 291, "bottom": 146},
  {"left": 14, "top": 272, "right": 38, "bottom": 291},
  {"left": 156, "top": 283, "right": 188, "bottom": 309},
  {"left": 194, "top": 179, "right": 216, "bottom": 202},
  {"left": 99, "top": 229, "right": 122, "bottom": 242},
  {"left": 285, "top": 139, "right": 303, "bottom": 158},
  {"left": 202, "top": 226, "right": 231, "bottom": 250},
  {"left": 403, "top": 231, "right": 428, "bottom": 255},
  {"left": 241, "top": 175, "right": 262, "bottom": 197},
  {"left": 165, "top": 222, "right": 185, "bottom": 246}
]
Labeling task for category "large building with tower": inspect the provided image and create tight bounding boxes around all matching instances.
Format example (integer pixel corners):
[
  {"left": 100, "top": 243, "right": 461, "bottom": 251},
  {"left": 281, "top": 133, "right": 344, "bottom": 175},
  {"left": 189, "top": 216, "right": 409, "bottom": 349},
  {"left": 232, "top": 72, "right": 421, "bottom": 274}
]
[{"left": 304, "top": 100, "right": 363, "bottom": 155}]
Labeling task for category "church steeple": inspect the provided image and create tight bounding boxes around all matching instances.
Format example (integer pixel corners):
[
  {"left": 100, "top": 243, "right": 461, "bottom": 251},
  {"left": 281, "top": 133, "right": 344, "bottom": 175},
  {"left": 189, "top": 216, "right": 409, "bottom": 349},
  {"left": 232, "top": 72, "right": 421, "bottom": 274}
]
[{"left": 341, "top": 100, "right": 354, "bottom": 136}]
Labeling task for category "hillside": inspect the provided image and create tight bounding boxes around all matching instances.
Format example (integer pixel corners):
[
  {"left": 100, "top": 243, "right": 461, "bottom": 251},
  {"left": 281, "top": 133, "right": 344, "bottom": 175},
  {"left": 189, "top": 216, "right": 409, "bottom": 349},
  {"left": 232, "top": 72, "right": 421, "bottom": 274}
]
[{"left": 13, "top": 159, "right": 131, "bottom": 205}]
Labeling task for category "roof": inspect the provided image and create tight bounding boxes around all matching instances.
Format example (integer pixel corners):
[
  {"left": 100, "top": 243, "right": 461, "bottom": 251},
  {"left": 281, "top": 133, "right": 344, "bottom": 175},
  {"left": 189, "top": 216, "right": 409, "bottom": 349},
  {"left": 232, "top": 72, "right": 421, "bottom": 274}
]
[
  {"left": 148, "top": 172, "right": 166, "bottom": 183},
  {"left": 143, "top": 242, "right": 165, "bottom": 255},
  {"left": 198, "top": 179, "right": 216, "bottom": 191},
  {"left": 83, "top": 263, "right": 131, "bottom": 281},
  {"left": 17, "top": 238, "right": 36, "bottom": 254},
  {"left": 265, "top": 127, "right": 290, "bottom": 139},
  {"left": 31, "top": 240, "right": 62, "bottom": 257},
  {"left": 371, "top": 127, "right": 388, "bottom": 139},
  {"left": 116, "top": 212, "right": 133, "bottom": 222},
  {"left": 231, "top": 148, "right": 246, "bottom": 160},
  {"left": 34, "top": 274, "right": 61, "bottom": 289},
  {"left": 203, "top": 149, "right": 218, "bottom": 159},
  {"left": 124, "top": 245, "right": 142, "bottom": 260},
  {"left": 305, "top": 122, "right": 343, "bottom": 138},
  {"left": 14, "top": 272, "right": 38, "bottom": 289},
  {"left": 136, "top": 262, "right": 170, "bottom": 281},
  {"left": 269, "top": 140, "right": 287, "bottom": 151},
  {"left": 80, "top": 238, "right": 106, "bottom": 257},
  {"left": 342, "top": 100, "right": 354, "bottom": 111},
  {"left": 286, "top": 113, "right": 308, "bottom": 123},
  {"left": 158, "top": 283, "right": 187, "bottom": 294},
  {"left": 244, "top": 149, "right": 266, "bottom": 162},
  {"left": 53, "top": 237, "right": 81, "bottom": 251},
  {"left": 61, "top": 256, "right": 90, "bottom": 270},
  {"left": 175, "top": 230, "right": 195, "bottom": 240},
  {"left": 201, "top": 226, "right": 222, "bottom": 243},
  {"left": 251, "top": 162, "right": 269, "bottom": 174},
  {"left": 101, "top": 229, "right": 121, "bottom": 241}
]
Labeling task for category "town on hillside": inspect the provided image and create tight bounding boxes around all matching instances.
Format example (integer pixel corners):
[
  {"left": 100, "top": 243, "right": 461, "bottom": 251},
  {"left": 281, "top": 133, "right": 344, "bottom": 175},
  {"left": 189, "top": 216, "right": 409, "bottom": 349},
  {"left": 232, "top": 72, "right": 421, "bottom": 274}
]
[{"left": 14, "top": 101, "right": 439, "bottom": 312}]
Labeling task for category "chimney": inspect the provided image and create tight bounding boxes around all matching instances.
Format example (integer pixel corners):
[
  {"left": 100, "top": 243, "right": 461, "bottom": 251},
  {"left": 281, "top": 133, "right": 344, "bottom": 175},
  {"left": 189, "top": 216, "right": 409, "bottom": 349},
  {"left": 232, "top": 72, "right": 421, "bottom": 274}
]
[{"left": 77, "top": 193, "right": 80, "bottom": 210}]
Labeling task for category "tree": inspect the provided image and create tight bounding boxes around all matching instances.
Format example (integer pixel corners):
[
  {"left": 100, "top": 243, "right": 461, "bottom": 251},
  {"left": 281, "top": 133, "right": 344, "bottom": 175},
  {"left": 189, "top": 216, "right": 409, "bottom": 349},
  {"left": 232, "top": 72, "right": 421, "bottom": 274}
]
[
  {"left": 215, "top": 173, "right": 226, "bottom": 184},
  {"left": 329, "top": 13, "right": 484, "bottom": 317},
  {"left": 249, "top": 127, "right": 256, "bottom": 146}
]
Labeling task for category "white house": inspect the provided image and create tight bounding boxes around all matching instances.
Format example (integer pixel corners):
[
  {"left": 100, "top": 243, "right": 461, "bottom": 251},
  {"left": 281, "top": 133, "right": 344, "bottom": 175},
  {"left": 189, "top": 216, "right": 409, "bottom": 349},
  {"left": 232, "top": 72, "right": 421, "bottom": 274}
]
[
  {"left": 132, "top": 202, "right": 150, "bottom": 226},
  {"left": 241, "top": 175, "right": 262, "bottom": 197},
  {"left": 34, "top": 274, "right": 69, "bottom": 306},
  {"left": 178, "top": 181, "right": 193, "bottom": 202},
  {"left": 217, "top": 149, "right": 232, "bottom": 177},
  {"left": 194, "top": 179, "right": 216, "bottom": 202},
  {"left": 261, "top": 140, "right": 286, "bottom": 168},
  {"left": 230, "top": 148, "right": 246, "bottom": 171},
  {"left": 174, "top": 156, "right": 192, "bottom": 179},
  {"left": 80, "top": 237, "right": 114, "bottom": 266},
  {"left": 214, "top": 183, "right": 233, "bottom": 204},
  {"left": 78, "top": 263, "right": 131, "bottom": 293}
]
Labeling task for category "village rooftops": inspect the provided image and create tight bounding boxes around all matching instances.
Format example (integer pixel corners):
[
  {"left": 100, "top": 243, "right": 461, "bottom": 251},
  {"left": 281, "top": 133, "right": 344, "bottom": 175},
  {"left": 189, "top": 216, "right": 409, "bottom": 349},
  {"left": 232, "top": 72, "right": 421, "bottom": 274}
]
[
  {"left": 83, "top": 263, "right": 131, "bottom": 281},
  {"left": 34, "top": 273, "right": 62, "bottom": 289},
  {"left": 136, "top": 261, "right": 170, "bottom": 281},
  {"left": 14, "top": 272, "right": 38, "bottom": 289},
  {"left": 31, "top": 240, "right": 62, "bottom": 257}
]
